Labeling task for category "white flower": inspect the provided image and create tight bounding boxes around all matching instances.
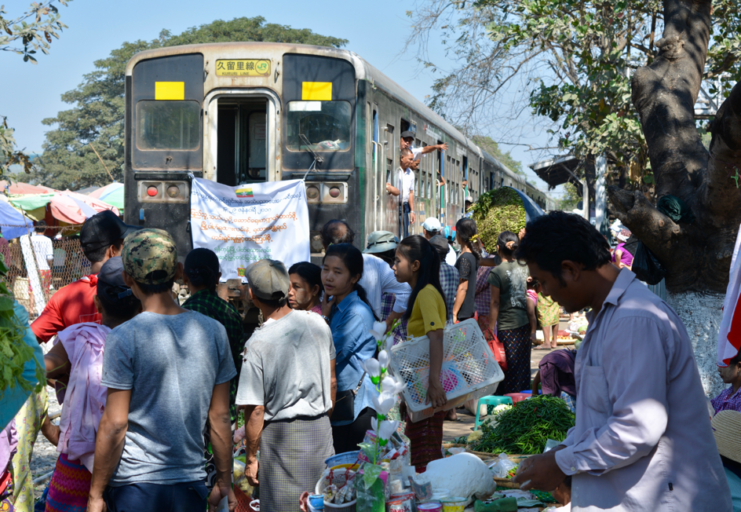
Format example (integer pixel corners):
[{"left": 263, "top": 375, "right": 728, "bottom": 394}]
[
  {"left": 362, "top": 358, "right": 381, "bottom": 379},
  {"left": 381, "top": 375, "right": 406, "bottom": 396},
  {"left": 372, "top": 391, "right": 396, "bottom": 416},
  {"left": 370, "top": 321, "right": 387, "bottom": 341},
  {"left": 378, "top": 420, "right": 400, "bottom": 441},
  {"left": 378, "top": 350, "right": 389, "bottom": 370},
  {"left": 371, "top": 416, "right": 380, "bottom": 434}
]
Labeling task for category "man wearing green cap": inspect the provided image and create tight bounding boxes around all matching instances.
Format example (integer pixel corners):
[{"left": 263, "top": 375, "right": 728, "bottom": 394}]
[
  {"left": 237, "top": 259, "right": 335, "bottom": 512},
  {"left": 88, "top": 229, "right": 237, "bottom": 512}
]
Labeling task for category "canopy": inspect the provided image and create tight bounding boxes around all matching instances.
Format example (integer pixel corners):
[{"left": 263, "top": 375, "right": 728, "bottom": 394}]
[
  {"left": 0, "top": 196, "right": 34, "bottom": 239},
  {"left": 2, "top": 182, "right": 56, "bottom": 195},
  {"left": 89, "top": 182, "right": 123, "bottom": 210},
  {"left": 8, "top": 193, "right": 56, "bottom": 212},
  {"left": 50, "top": 191, "right": 119, "bottom": 224},
  {"left": 8, "top": 191, "right": 118, "bottom": 225}
]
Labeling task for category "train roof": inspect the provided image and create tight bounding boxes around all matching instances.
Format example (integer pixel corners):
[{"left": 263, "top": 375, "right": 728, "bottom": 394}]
[{"left": 126, "top": 42, "right": 534, "bottom": 187}]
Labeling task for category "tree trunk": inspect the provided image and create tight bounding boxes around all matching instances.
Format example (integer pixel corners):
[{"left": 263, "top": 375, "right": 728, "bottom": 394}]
[{"left": 608, "top": 0, "right": 741, "bottom": 396}]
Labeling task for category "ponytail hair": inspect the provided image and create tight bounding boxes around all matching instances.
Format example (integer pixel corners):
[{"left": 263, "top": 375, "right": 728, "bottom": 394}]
[
  {"left": 397, "top": 235, "right": 446, "bottom": 321},
  {"left": 323, "top": 243, "right": 378, "bottom": 321},
  {"left": 497, "top": 230, "right": 520, "bottom": 258},
  {"left": 455, "top": 218, "right": 482, "bottom": 261}
]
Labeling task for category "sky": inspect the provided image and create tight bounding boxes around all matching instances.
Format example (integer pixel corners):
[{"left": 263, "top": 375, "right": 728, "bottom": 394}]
[{"left": 1, "top": 0, "right": 560, "bottom": 195}]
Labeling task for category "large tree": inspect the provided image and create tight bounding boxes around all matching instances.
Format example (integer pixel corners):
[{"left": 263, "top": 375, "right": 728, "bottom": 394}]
[
  {"left": 24, "top": 17, "right": 347, "bottom": 189},
  {"left": 408, "top": 0, "right": 741, "bottom": 395},
  {"left": 608, "top": 0, "right": 741, "bottom": 394}
]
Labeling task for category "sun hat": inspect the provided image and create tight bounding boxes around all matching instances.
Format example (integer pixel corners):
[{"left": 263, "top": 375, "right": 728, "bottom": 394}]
[{"left": 364, "top": 231, "right": 399, "bottom": 254}]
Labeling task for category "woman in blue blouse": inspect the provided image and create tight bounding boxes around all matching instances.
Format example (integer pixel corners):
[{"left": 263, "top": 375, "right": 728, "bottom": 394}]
[{"left": 321, "top": 243, "right": 379, "bottom": 454}]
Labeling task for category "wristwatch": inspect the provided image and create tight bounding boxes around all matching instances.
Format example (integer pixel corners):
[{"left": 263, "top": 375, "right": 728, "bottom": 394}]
[{"left": 321, "top": 315, "right": 330, "bottom": 324}]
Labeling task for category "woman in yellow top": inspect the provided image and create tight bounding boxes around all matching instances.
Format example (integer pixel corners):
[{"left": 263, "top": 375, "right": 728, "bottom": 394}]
[{"left": 393, "top": 235, "right": 448, "bottom": 471}]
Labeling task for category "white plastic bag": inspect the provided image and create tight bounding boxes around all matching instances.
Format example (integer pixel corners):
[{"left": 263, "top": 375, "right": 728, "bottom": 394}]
[{"left": 489, "top": 453, "right": 518, "bottom": 478}]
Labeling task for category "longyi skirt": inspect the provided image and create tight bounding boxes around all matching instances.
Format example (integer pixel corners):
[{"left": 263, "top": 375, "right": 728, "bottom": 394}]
[
  {"left": 497, "top": 324, "right": 532, "bottom": 395},
  {"left": 260, "top": 415, "right": 334, "bottom": 512}
]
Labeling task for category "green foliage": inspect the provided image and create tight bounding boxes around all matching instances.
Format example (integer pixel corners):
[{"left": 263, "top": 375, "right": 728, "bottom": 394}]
[
  {"left": 0, "top": 1, "right": 70, "bottom": 176},
  {"left": 0, "top": 255, "right": 44, "bottom": 397},
  {"left": 411, "top": 0, "right": 741, "bottom": 185},
  {"left": 469, "top": 395, "right": 575, "bottom": 455},
  {"left": 24, "top": 17, "right": 347, "bottom": 190},
  {"left": 471, "top": 135, "right": 523, "bottom": 175},
  {"left": 0, "top": 1, "right": 70, "bottom": 63},
  {"left": 471, "top": 187, "right": 526, "bottom": 253}
]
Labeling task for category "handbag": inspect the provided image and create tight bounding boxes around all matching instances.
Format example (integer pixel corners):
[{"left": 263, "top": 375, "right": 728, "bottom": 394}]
[
  {"left": 483, "top": 327, "right": 508, "bottom": 372},
  {"left": 331, "top": 371, "right": 366, "bottom": 423}
]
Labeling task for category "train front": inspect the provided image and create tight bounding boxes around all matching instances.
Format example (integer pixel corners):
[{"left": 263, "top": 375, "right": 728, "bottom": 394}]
[{"left": 123, "top": 44, "right": 363, "bottom": 260}]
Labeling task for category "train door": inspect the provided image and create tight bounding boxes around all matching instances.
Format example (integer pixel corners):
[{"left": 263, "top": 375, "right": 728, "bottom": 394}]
[
  {"left": 204, "top": 90, "right": 280, "bottom": 187},
  {"left": 371, "top": 107, "right": 381, "bottom": 232}
]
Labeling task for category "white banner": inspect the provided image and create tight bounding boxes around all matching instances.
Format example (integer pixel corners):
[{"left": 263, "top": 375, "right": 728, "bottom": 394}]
[{"left": 190, "top": 178, "right": 310, "bottom": 281}]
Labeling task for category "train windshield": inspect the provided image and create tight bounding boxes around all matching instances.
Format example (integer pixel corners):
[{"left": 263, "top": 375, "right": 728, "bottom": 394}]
[
  {"left": 285, "top": 100, "right": 351, "bottom": 152},
  {"left": 136, "top": 100, "right": 201, "bottom": 150}
]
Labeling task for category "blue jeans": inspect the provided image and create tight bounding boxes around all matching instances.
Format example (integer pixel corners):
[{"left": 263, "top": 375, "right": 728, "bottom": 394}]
[
  {"left": 104, "top": 481, "right": 208, "bottom": 512},
  {"left": 400, "top": 202, "right": 411, "bottom": 238}
]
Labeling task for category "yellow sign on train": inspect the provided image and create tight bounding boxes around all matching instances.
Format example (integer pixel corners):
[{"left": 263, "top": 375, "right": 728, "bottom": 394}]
[
  {"left": 154, "top": 82, "right": 185, "bottom": 100},
  {"left": 216, "top": 59, "right": 271, "bottom": 77},
  {"left": 302, "top": 82, "right": 332, "bottom": 101}
]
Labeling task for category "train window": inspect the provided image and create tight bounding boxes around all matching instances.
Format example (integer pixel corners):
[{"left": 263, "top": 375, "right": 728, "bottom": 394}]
[
  {"left": 136, "top": 100, "right": 200, "bottom": 150},
  {"left": 286, "top": 101, "right": 352, "bottom": 152}
]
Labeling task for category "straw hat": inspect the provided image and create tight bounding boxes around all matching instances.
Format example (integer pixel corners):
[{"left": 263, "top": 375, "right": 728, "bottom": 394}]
[{"left": 712, "top": 410, "right": 741, "bottom": 464}]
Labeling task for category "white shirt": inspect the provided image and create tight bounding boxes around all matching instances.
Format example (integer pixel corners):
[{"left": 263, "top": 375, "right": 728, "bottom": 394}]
[
  {"left": 445, "top": 245, "right": 457, "bottom": 266},
  {"left": 396, "top": 167, "right": 415, "bottom": 204},
  {"left": 31, "top": 234, "right": 53, "bottom": 271},
  {"left": 359, "top": 254, "right": 411, "bottom": 318},
  {"left": 411, "top": 146, "right": 424, "bottom": 158}
]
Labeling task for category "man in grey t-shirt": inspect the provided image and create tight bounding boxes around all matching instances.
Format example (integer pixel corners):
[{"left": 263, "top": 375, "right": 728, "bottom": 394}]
[
  {"left": 88, "top": 229, "right": 237, "bottom": 512},
  {"left": 237, "top": 259, "right": 336, "bottom": 512}
]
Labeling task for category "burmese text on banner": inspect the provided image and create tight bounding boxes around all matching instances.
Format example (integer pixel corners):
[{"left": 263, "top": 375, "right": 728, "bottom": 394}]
[{"left": 190, "top": 178, "right": 310, "bottom": 280}]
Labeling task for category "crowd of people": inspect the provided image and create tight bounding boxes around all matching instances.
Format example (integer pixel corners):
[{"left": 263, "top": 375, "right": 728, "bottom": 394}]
[{"left": 0, "top": 133, "right": 740, "bottom": 511}]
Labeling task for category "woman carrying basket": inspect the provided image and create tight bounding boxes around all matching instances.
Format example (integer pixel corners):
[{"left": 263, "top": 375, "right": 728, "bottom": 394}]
[{"left": 393, "top": 235, "right": 448, "bottom": 471}]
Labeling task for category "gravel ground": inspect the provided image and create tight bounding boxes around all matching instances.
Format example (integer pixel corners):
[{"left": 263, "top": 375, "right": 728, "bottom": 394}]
[{"left": 31, "top": 385, "right": 61, "bottom": 500}]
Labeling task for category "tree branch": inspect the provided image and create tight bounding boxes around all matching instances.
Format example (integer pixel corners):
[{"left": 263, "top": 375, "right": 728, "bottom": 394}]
[{"left": 607, "top": 186, "right": 682, "bottom": 264}]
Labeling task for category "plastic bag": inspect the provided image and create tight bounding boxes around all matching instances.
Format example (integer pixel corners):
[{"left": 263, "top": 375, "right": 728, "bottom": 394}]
[
  {"left": 632, "top": 241, "right": 667, "bottom": 285},
  {"left": 489, "top": 453, "right": 518, "bottom": 478}
]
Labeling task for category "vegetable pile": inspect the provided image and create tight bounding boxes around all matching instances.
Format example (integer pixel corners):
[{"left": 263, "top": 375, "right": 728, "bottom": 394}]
[
  {"left": 471, "top": 187, "right": 526, "bottom": 254},
  {"left": 0, "top": 255, "right": 44, "bottom": 397},
  {"left": 470, "top": 395, "right": 575, "bottom": 455}
]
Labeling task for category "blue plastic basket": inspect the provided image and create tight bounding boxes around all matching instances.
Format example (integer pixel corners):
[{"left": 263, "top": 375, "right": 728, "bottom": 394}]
[{"left": 325, "top": 450, "right": 360, "bottom": 468}]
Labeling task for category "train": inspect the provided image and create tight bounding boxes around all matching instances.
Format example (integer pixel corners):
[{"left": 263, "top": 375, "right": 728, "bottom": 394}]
[{"left": 123, "top": 42, "right": 552, "bottom": 258}]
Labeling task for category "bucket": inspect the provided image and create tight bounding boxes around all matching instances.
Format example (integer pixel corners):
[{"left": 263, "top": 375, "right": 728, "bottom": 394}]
[
  {"left": 315, "top": 467, "right": 356, "bottom": 512},
  {"left": 325, "top": 451, "right": 360, "bottom": 468}
]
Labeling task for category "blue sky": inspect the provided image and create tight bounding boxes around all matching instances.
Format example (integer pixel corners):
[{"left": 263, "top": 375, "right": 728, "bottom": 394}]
[{"left": 1, "top": 0, "right": 558, "bottom": 193}]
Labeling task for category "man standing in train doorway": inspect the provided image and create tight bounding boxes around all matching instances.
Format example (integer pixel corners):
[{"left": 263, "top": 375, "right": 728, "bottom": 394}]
[
  {"left": 386, "top": 149, "right": 416, "bottom": 238},
  {"left": 400, "top": 130, "right": 448, "bottom": 158}
]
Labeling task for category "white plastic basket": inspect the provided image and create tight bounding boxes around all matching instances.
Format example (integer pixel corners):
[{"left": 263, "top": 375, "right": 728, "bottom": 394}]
[{"left": 389, "top": 318, "right": 504, "bottom": 422}]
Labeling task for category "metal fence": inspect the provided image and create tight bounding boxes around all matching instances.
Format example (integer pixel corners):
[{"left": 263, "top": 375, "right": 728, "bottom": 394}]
[{"left": 3, "top": 227, "right": 88, "bottom": 322}]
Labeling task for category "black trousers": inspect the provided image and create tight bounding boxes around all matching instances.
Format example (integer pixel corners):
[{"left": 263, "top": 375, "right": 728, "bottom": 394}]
[{"left": 331, "top": 407, "right": 376, "bottom": 454}]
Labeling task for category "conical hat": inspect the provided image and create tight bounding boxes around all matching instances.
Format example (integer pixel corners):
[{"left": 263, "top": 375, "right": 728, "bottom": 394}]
[{"left": 712, "top": 410, "right": 741, "bottom": 464}]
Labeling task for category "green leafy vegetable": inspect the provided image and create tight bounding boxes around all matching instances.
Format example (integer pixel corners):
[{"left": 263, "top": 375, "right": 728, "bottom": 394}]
[
  {"left": 470, "top": 395, "right": 575, "bottom": 455},
  {"left": 0, "top": 254, "right": 44, "bottom": 397},
  {"left": 471, "top": 188, "right": 527, "bottom": 254}
]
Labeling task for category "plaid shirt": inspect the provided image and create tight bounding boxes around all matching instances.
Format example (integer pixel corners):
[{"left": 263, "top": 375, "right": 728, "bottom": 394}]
[
  {"left": 183, "top": 289, "right": 245, "bottom": 422},
  {"left": 440, "top": 262, "right": 459, "bottom": 322},
  {"left": 381, "top": 292, "right": 408, "bottom": 345},
  {"left": 711, "top": 385, "right": 741, "bottom": 414},
  {"left": 474, "top": 266, "right": 493, "bottom": 317}
]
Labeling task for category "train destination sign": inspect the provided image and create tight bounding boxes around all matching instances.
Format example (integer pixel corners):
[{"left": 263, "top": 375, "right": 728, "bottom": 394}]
[{"left": 216, "top": 59, "right": 271, "bottom": 77}]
